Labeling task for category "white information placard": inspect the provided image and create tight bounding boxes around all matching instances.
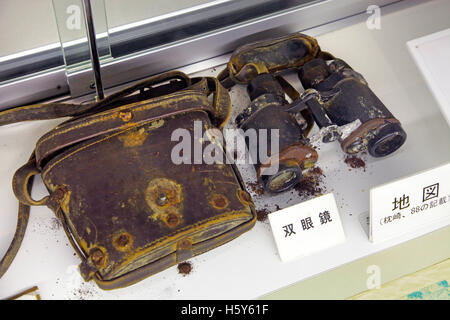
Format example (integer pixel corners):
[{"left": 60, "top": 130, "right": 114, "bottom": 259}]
[
  {"left": 268, "top": 193, "right": 346, "bottom": 262},
  {"left": 370, "top": 163, "right": 450, "bottom": 243},
  {"left": 407, "top": 28, "right": 450, "bottom": 125}
]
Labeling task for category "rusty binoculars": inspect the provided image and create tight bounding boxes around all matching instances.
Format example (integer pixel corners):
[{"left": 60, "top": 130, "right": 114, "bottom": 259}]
[
  {"left": 221, "top": 32, "right": 407, "bottom": 194},
  {"left": 235, "top": 73, "right": 318, "bottom": 193},
  {"left": 298, "top": 57, "right": 407, "bottom": 157}
]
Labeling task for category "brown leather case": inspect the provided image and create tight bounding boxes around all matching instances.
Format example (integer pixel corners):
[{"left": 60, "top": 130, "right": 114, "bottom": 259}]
[{"left": 1, "top": 71, "right": 256, "bottom": 290}]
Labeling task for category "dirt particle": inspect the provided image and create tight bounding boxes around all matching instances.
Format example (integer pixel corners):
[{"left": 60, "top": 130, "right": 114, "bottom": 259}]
[
  {"left": 178, "top": 262, "right": 193, "bottom": 276},
  {"left": 71, "top": 283, "right": 95, "bottom": 300},
  {"left": 294, "top": 166, "right": 326, "bottom": 199},
  {"left": 50, "top": 218, "right": 62, "bottom": 231},
  {"left": 344, "top": 156, "right": 366, "bottom": 170},
  {"left": 309, "top": 166, "right": 324, "bottom": 177},
  {"left": 76, "top": 288, "right": 92, "bottom": 300},
  {"left": 248, "top": 182, "right": 265, "bottom": 196},
  {"left": 256, "top": 208, "right": 270, "bottom": 222},
  {"left": 232, "top": 150, "right": 239, "bottom": 161}
]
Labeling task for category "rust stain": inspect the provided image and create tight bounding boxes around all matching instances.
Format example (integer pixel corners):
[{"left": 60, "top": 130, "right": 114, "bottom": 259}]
[
  {"left": 209, "top": 194, "right": 229, "bottom": 210},
  {"left": 60, "top": 189, "right": 72, "bottom": 214},
  {"left": 89, "top": 247, "right": 108, "bottom": 269},
  {"left": 258, "top": 143, "right": 318, "bottom": 177},
  {"left": 117, "top": 120, "right": 164, "bottom": 147},
  {"left": 145, "top": 178, "right": 183, "bottom": 223},
  {"left": 178, "top": 239, "right": 192, "bottom": 250},
  {"left": 118, "top": 127, "right": 149, "bottom": 147},
  {"left": 203, "top": 177, "right": 214, "bottom": 186},
  {"left": 119, "top": 110, "right": 133, "bottom": 122},
  {"left": 113, "top": 231, "right": 134, "bottom": 252},
  {"left": 54, "top": 187, "right": 65, "bottom": 201},
  {"left": 237, "top": 189, "right": 253, "bottom": 206},
  {"left": 165, "top": 213, "right": 181, "bottom": 228}
]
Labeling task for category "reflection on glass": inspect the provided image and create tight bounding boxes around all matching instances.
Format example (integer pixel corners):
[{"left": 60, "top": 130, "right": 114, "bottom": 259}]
[
  {"left": 0, "top": 0, "right": 319, "bottom": 83},
  {"left": 52, "top": 0, "right": 112, "bottom": 73},
  {"left": 105, "top": 0, "right": 319, "bottom": 57}
]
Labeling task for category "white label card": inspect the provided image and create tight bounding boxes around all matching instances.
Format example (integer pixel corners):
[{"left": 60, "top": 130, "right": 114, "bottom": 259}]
[
  {"left": 268, "top": 193, "right": 346, "bottom": 262},
  {"left": 370, "top": 163, "right": 450, "bottom": 243}
]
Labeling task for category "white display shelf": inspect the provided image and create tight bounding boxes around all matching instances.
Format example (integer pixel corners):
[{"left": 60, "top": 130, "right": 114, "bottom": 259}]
[{"left": 0, "top": 0, "right": 449, "bottom": 299}]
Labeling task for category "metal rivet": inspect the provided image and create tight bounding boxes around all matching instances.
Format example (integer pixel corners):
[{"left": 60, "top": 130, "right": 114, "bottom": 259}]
[
  {"left": 166, "top": 213, "right": 180, "bottom": 227},
  {"left": 54, "top": 188, "right": 65, "bottom": 201},
  {"left": 113, "top": 232, "right": 133, "bottom": 252},
  {"left": 179, "top": 239, "right": 191, "bottom": 250},
  {"left": 91, "top": 249, "right": 104, "bottom": 266},
  {"left": 157, "top": 192, "right": 168, "bottom": 206},
  {"left": 116, "top": 234, "right": 129, "bottom": 247}
]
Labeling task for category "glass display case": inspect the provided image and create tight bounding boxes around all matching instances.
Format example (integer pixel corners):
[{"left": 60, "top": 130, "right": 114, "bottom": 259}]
[{"left": 0, "top": 0, "right": 449, "bottom": 300}]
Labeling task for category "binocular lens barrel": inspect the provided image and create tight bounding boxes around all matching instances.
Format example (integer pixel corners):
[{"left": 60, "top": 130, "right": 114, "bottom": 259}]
[
  {"left": 367, "top": 122, "right": 406, "bottom": 158},
  {"left": 237, "top": 74, "right": 317, "bottom": 193},
  {"left": 299, "top": 58, "right": 406, "bottom": 157},
  {"left": 261, "top": 165, "right": 303, "bottom": 193}
]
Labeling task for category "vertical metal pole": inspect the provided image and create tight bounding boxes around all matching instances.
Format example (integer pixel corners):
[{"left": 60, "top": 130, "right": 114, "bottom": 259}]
[{"left": 82, "top": 0, "right": 104, "bottom": 100}]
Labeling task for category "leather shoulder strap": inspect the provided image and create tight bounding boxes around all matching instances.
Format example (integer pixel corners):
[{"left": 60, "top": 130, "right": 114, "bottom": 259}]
[
  {"left": 0, "top": 155, "right": 35, "bottom": 280},
  {"left": 0, "top": 71, "right": 191, "bottom": 127},
  {"left": 218, "top": 32, "right": 320, "bottom": 88}
]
